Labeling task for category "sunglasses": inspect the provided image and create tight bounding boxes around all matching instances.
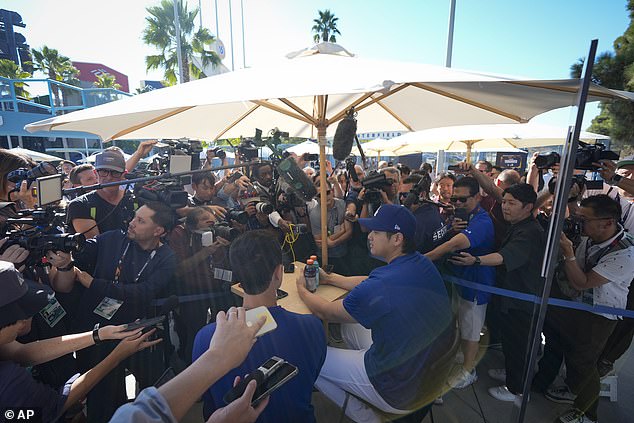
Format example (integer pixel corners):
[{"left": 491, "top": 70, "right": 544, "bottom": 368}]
[
  {"left": 96, "top": 168, "right": 124, "bottom": 178},
  {"left": 450, "top": 195, "right": 473, "bottom": 203}
]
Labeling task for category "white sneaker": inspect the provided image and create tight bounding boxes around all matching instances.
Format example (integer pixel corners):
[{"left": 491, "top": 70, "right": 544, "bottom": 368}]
[
  {"left": 558, "top": 408, "right": 597, "bottom": 423},
  {"left": 487, "top": 368, "right": 506, "bottom": 382},
  {"left": 447, "top": 366, "right": 477, "bottom": 389},
  {"left": 433, "top": 396, "right": 444, "bottom": 405},
  {"left": 488, "top": 385, "right": 523, "bottom": 402}
]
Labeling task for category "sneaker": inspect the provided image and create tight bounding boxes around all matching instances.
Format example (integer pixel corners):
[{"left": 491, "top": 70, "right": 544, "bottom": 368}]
[
  {"left": 488, "top": 368, "right": 506, "bottom": 382},
  {"left": 558, "top": 408, "right": 597, "bottom": 423},
  {"left": 447, "top": 366, "right": 478, "bottom": 389},
  {"left": 545, "top": 385, "right": 577, "bottom": 404},
  {"left": 488, "top": 385, "right": 523, "bottom": 402},
  {"left": 597, "top": 358, "right": 614, "bottom": 379}
]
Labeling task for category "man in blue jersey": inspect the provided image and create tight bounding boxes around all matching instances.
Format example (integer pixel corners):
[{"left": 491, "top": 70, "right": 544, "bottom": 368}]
[
  {"left": 425, "top": 177, "right": 495, "bottom": 389},
  {"left": 193, "top": 230, "right": 326, "bottom": 423},
  {"left": 297, "top": 204, "right": 454, "bottom": 423}
]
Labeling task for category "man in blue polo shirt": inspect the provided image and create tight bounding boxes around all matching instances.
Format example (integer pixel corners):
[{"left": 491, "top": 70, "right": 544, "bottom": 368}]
[
  {"left": 193, "top": 230, "right": 326, "bottom": 423},
  {"left": 425, "top": 177, "right": 495, "bottom": 389},
  {"left": 297, "top": 204, "right": 454, "bottom": 423}
]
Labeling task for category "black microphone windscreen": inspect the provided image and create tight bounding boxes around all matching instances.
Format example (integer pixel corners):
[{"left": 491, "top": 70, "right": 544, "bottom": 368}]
[
  {"left": 277, "top": 158, "right": 317, "bottom": 201},
  {"left": 160, "top": 295, "right": 180, "bottom": 315},
  {"left": 333, "top": 116, "right": 357, "bottom": 161}
]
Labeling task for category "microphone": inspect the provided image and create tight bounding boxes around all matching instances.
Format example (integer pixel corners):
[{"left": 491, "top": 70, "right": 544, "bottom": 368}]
[
  {"left": 333, "top": 108, "right": 357, "bottom": 161},
  {"left": 276, "top": 157, "right": 317, "bottom": 201}
]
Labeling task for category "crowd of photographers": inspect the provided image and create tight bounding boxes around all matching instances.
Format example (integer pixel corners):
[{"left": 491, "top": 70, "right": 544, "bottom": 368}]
[{"left": 0, "top": 140, "right": 633, "bottom": 423}]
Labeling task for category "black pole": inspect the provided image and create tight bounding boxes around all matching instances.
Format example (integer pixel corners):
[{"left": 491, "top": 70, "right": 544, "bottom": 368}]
[
  {"left": 62, "top": 162, "right": 248, "bottom": 196},
  {"left": 513, "top": 39, "right": 598, "bottom": 423}
]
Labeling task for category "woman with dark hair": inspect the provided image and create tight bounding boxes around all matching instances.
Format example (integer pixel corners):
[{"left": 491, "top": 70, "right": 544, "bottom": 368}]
[{"left": 0, "top": 149, "right": 37, "bottom": 209}]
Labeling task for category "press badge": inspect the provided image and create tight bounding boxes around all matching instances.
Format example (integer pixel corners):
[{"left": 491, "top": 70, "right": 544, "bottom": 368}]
[
  {"left": 214, "top": 267, "right": 233, "bottom": 282},
  {"left": 93, "top": 297, "right": 123, "bottom": 320},
  {"left": 40, "top": 297, "right": 66, "bottom": 328}
]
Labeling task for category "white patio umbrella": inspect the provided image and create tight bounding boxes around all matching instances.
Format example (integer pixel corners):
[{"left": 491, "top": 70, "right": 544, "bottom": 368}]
[
  {"left": 11, "top": 147, "right": 62, "bottom": 162},
  {"left": 24, "top": 43, "right": 629, "bottom": 263},
  {"left": 392, "top": 123, "right": 610, "bottom": 161},
  {"left": 357, "top": 137, "right": 408, "bottom": 160}
]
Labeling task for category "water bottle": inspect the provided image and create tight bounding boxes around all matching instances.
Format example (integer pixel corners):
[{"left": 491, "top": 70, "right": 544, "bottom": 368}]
[
  {"left": 310, "top": 255, "right": 320, "bottom": 287},
  {"left": 304, "top": 259, "right": 318, "bottom": 292}
]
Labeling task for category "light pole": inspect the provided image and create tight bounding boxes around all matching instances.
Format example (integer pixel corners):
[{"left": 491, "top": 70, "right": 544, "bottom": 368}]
[
  {"left": 229, "top": 0, "right": 235, "bottom": 71},
  {"left": 445, "top": 0, "right": 456, "bottom": 68},
  {"left": 173, "top": 0, "right": 185, "bottom": 83}
]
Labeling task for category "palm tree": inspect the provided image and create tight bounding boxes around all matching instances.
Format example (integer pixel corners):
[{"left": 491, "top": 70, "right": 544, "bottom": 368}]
[
  {"left": 93, "top": 73, "right": 121, "bottom": 90},
  {"left": 0, "top": 59, "right": 31, "bottom": 98},
  {"left": 31, "top": 46, "right": 79, "bottom": 106},
  {"left": 143, "top": 0, "right": 220, "bottom": 84},
  {"left": 312, "top": 9, "right": 341, "bottom": 43}
]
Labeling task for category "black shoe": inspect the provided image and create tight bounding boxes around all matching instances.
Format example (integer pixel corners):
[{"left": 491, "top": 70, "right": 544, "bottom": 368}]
[{"left": 597, "top": 358, "right": 613, "bottom": 379}]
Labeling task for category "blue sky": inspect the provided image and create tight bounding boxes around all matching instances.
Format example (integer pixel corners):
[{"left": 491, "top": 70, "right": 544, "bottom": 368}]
[{"left": 11, "top": 0, "right": 631, "bottom": 128}]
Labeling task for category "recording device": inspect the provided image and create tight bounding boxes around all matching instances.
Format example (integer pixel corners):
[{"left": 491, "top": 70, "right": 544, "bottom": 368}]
[
  {"left": 362, "top": 171, "right": 393, "bottom": 202},
  {"left": 302, "top": 153, "right": 319, "bottom": 162},
  {"left": 534, "top": 141, "right": 619, "bottom": 171},
  {"left": 277, "top": 157, "right": 317, "bottom": 201},
  {"left": 134, "top": 179, "right": 190, "bottom": 209},
  {"left": 547, "top": 174, "right": 602, "bottom": 197},
  {"left": 283, "top": 263, "right": 295, "bottom": 273},
  {"left": 245, "top": 306, "right": 278, "bottom": 337},
  {"left": 345, "top": 156, "right": 359, "bottom": 182},
  {"left": 35, "top": 174, "right": 63, "bottom": 206},
  {"left": 210, "top": 222, "right": 240, "bottom": 241},
  {"left": 7, "top": 161, "right": 58, "bottom": 200},
  {"left": 452, "top": 207, "right": 470, "bottom": 222},
  {"left": 402, "top": 173, "right": 432, "bottom": 208},
  {"left": 125, "top": 315, "right": 166, "bottom": 332},
  {"left": 333, "top": 108, "right": 357, "bottom": 161},
  {"left": 153, "top": 139, "right": 203, "bottom": 173},
  {"left": 209, "top": 147, "right": 227, "bottom": 160},
  {"left": 291, "top": 223, "right": 308, "bottom": 235},
  {"left": 563, "top": 216, "right": 583, "bottom": 239},
  {"left": 447, "top": 164, "right": 468, "bottom": 173},
  {"left": 223, "top": 356, "right": 298, "bottom": 407},
  {"left": 255, "top": 201, "right": 274, "bottom": 214},
  {"left": 227, "top": 171, "right": 244, "bottom": 183}
]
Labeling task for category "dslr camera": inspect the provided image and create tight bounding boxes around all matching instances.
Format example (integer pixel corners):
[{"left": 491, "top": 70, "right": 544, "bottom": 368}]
[{"left": 535, "top": 141, "right": 619, "bottom": 171}]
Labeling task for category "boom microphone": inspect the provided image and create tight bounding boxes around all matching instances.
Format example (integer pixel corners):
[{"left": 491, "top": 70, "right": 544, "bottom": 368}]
[
  {"left": 333, "top": 108, "right": 357, "bottom": 161},
  {"left": 276, "top": 157, "right": 317, "bottom": 201}
]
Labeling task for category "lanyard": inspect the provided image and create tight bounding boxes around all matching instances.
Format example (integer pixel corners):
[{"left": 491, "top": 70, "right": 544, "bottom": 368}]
[
  {"left": 113, "top": 241, "right": 157, "bottom": 284},
  {"left": 583, "top": 233, "right": 623, "bottom": 273}
]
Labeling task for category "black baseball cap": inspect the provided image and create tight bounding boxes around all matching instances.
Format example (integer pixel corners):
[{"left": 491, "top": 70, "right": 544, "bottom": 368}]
[{"left": 0, "top": 261, "right": 51, "bottom": 327}]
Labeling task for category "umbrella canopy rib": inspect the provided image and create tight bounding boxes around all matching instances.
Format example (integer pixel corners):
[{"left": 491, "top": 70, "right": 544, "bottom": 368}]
[
  {"left": 508, "top": 81, "right": 617, "bottom": 99},
  {"left": 97, "top": 107, "right": 195, "bottom": 141},
  {"left": 342, "top": 84, "right": 411, "bottom": 120},
  {"left": 328, "top": 91, "right": 378, "bottom": 123},
  {"left": 409, "top": 82, "right": 527, "bottom": 123},
  {"left": 251, "top": 100, "right": 315, "bottom": 125},
  {"left": 213, "top": 103, "right": 261, "bottom": 141},
  {"left": 279, "top": 98, "right": 318, "bottom": 124},
  {"left": 374, "top": 99, "right": 414, "bottom": 132}
]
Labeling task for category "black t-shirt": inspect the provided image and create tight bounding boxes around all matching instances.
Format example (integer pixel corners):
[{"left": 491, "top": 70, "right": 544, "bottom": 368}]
[
  {"left": 413, "top": 203, "right": 449, "bottom": 254},
  {"left": 66, "top": 191, "right": 135, "bottom": 234},
  {"left": 497, "top": 216, "right": 546, "bottom": 313}
]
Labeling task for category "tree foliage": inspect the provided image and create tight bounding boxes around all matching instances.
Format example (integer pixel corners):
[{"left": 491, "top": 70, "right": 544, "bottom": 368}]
[
  {"left": 571, "top": 1, "right": 634, "bottom": 152},
  {"left": 0, "top": 59, "right": 31, "bottom": 98},
  {"left": 31, "top": 46, "right": 80, "bottom": 107},
  {"left": 312, "top": 9, "right": 341, "bottom": 43},
  {"left": 143, "top": 0, "right": 220, "bottom": 84},
  {"left": 93, "top": 73, "right": 121, "bottom": 90}
]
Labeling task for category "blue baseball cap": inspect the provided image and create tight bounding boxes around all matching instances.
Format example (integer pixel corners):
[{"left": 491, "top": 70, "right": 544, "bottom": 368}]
[{"left": 358, "top": 204, "right": 416, "bottom": 239}]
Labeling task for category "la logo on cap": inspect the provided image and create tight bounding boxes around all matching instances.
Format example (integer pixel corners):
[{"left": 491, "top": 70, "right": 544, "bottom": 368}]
[{"left": 394, "top": 224, "right": 401, "bottom": 230}]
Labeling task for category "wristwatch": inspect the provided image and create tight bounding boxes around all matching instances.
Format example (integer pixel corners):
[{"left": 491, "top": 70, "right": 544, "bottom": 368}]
[
  {"left": 57, "top": 261, "right": 75, "bottom": 272},
  {"left": 474, "top": 256, "right": 481, "bottom": 266},
  {"left": 608, "top": 174, "right": 623, "bottom": 186},
  {"left": 92, "top": 323, "right": 102, "bottom": 345}
]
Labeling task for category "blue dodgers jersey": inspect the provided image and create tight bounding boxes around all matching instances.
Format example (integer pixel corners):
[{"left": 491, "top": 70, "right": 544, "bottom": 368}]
[
  {"left": 453, "top": 206, "right": 496, "bottom": 303},
  {"left": 193, "top": 306, "right": 326, "bottom": 423},
  {"left": 343, "top": 253, "right": 452, "bottom": 409}
]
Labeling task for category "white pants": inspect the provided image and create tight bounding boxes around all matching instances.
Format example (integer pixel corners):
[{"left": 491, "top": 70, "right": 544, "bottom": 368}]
[{"left": 315, "top": 323, "right": 410, "bottom": 423}]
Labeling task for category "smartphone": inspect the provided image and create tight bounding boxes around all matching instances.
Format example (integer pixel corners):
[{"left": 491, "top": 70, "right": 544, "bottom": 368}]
[
  {"left": 276, "top": 288, "right": 288, "bottom": 299},
  {"left": 227, "top": 171, "right": 243, "bottom": 183},
  {"left": 223, "top": 358, "right": 298, "bottom": 406},
  {"left": 283, "top": 263, "right": 295, "bottom": 273},
  {"left": 125, "top": 315, "right": 165, "bottom": 331},
  {"left": 245, "top": 306, "right": 277, "bottom": 337}
]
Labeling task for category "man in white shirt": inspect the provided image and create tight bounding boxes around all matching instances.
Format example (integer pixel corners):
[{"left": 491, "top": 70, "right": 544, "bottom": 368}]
[{"left": 534, "top": 194, "right": 634, "bottom": 423}]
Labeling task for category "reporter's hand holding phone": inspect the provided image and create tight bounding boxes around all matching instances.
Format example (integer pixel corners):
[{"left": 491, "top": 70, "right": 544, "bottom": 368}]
[
  {"left": 208, "top": 376, "right": 268, "bottom": 423},
  {"left": 111, "top": 328, "right": 162, "bottom": 361},
  {"left": 209, "top": 307, "right": 266, "bottom": 370}
]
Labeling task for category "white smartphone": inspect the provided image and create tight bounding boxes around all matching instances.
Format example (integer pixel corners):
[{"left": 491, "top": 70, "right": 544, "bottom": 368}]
[{"left": 245, "top": 306, "right": 277, "bottom": 337}]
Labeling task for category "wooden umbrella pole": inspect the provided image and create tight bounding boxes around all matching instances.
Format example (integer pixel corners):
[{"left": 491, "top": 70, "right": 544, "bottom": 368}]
[{"left": 317, "top": 124, "right": 329, "bottom": 266}]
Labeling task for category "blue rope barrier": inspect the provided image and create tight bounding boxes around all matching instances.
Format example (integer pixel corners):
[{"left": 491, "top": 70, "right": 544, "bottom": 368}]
[{"left": 442, "top": 274, "right": 634, "bottom": 319}]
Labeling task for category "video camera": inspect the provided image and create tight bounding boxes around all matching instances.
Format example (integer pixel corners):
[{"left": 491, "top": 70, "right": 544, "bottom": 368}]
[
  {"left": 401, "top": 173, "right": 432, "bottom": 208},
  {"left": 345, "top": 156, "right": 359, "bottom": 182},
  {"left": 134, "top": 179, "right": 190, "bottom": 209},
  {"left": 361, "top": 171, "right": 393, "bottom": 203},
  {"left": 534, "top": 141, "right": 619, "bottom": 171},
  {"left": 1, "top": 205, "right": 85, "bottom": 267},
  {"left": 6, "top": 162, "right": 58, "bottom": 200}
]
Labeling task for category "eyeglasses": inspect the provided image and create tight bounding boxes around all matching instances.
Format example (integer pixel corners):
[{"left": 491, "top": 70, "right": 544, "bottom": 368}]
[
  {"left": 450, "top": 195, "right": 473, "bottom": 203},
  {"left": 96, "top": 168, "right": 123, "bottom": 178}
]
